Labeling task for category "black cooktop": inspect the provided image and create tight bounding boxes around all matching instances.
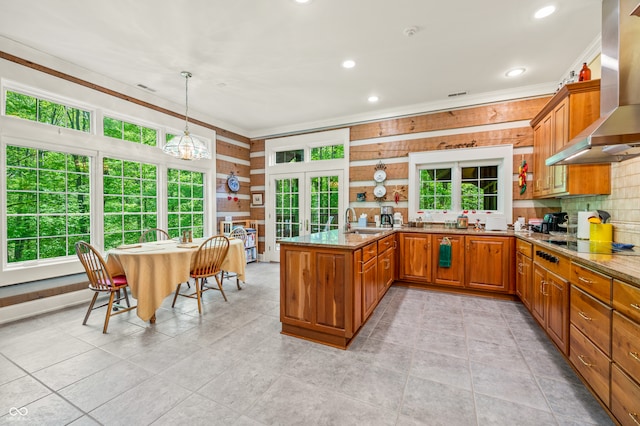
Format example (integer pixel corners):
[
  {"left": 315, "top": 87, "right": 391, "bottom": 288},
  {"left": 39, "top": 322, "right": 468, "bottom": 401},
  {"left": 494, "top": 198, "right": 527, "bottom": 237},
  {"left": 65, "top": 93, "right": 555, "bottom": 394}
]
[{"left": 543, "top": 239, "right": 638, "bottom": 256}]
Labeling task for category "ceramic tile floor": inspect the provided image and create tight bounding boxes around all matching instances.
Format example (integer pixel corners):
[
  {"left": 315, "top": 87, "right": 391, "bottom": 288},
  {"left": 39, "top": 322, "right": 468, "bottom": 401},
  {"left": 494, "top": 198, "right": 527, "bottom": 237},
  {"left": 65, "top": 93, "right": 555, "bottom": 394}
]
[{"left": 0, "top": 262, "right": 613, "bottom": 425}]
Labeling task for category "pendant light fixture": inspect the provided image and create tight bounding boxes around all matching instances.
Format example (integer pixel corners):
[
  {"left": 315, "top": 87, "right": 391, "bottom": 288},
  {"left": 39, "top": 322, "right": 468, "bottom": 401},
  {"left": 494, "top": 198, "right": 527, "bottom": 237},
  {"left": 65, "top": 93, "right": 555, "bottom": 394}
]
[{"left": 163, "top": 71, "right": 211, "bottom": 160}]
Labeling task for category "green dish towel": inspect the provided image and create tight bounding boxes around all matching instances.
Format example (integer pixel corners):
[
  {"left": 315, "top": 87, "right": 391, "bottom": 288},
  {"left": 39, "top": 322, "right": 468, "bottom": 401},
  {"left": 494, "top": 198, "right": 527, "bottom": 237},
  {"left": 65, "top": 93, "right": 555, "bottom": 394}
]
[{"left": 439, "top": 243, "right": 452, "bottom": 268}]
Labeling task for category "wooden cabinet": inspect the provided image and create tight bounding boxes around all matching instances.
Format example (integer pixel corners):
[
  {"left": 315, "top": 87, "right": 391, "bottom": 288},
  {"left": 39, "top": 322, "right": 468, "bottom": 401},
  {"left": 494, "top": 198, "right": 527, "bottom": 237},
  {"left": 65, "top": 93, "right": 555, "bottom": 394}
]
[
  {"left": 361, "top": 242, "right": 378, "bottom": 321},
  {"left": 399, "top": 233, "right": 431, "bottom": 282},
  {"left": 611, "top": 279, "right": 640, "bottom": 425},
  {"left": 377, "top": 235, "right": 396, "bottom": 299},
  {"left": 464, "top": 236, "right": 514, "bottom": 293},
  {"left": 432, "top": 234, "right": 464, "bottom": 288},
  {"left": 531, "top": 245, "right": 571, "bottom": 354},
  {"left": 515, "top": 239, "right": 533, "bottom": 309},
  {"left": 531, "top": 79, "right": 610, "bottom": 198}
]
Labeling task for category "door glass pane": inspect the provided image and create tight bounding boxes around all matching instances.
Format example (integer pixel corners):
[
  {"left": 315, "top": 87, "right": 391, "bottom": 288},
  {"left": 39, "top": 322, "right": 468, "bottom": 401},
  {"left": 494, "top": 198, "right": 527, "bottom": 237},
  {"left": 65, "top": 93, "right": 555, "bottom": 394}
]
[
  {"left": 275, "top": 177, "right": 300, "bottom": 241},
  {"left": 309, "top": 175, "right": 340, "bottom": 233}
]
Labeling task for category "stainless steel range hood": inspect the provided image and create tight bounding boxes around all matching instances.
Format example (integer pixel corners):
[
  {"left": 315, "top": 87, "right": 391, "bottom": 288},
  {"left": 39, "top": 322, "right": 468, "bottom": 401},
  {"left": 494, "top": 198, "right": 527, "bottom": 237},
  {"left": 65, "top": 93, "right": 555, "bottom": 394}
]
[{"left": 546, "top": 0, "right": 640, "bottom": 166}]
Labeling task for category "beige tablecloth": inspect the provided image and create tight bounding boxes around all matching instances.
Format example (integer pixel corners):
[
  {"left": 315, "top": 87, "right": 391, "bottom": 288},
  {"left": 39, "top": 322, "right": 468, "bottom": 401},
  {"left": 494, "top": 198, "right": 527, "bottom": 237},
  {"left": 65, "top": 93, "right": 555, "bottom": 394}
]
[{"left": 106, "top": 238, "right": 246, "bottom": 321}]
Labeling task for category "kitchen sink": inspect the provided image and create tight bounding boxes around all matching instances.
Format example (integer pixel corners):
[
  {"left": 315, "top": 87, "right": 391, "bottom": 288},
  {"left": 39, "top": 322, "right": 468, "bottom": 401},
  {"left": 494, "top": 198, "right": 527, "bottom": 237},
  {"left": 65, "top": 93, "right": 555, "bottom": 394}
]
[{"left": 344, "top": 228, "right": 384, "bottom": 235}]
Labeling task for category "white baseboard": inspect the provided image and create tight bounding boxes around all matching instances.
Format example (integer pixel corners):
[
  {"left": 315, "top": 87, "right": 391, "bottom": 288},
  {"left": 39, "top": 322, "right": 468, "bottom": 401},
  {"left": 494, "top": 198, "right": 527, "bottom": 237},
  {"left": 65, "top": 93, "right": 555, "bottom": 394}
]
[{"left": 0, "top": 289, "right": 93, "bottom": 325}]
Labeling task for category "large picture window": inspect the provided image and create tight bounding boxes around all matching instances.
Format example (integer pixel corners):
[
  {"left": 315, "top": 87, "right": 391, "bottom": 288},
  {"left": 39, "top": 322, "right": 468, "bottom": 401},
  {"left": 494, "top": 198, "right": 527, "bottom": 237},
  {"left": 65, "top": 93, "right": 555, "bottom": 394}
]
[
  {"left": 167, "top": 169, "right": 205, "bottom": 238},
  {"left": 5, "top": 145, "right": 90, "bottom": 263},
  {"left": 103, "top": 158, "right": 158, "bottom": 249}
]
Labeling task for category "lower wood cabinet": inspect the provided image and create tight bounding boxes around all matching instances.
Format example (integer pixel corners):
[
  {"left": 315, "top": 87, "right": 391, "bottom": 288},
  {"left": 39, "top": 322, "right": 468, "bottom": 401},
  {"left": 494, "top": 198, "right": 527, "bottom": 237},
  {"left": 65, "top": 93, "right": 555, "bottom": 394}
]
[
  {"left": 361, "top": 242, "right": 378, "bottom": 322},
  {"left": 515, "top": 239, "right": 533, "bottom": 309},
  {"left": 432, "top": 234, "right": 464, "bottom": 287},
  {"left": 399, "top": 233, "right": 431, "bottom": 281},
  {"left": 570, "top": 324, "right": 611, "bottom": 406},
  {"left": 465, "top": 236, "right": 514, "bottom": 293},
  {"left": 611, "top": 364, "right": 640, "bottom": 426},
  {"left": 531, "top": 246, "right": 571, "bottom": 355}
]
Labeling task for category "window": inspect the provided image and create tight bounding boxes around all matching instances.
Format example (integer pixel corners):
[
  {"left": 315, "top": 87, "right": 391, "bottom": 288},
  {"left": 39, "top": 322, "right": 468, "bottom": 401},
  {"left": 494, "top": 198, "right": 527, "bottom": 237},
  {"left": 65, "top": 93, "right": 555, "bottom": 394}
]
[
  {"left": 275, "top": 149, "right": 304, "bottom": 164},
  {"left": 5, "top": 145, "right": 90, "bottom": 263},
  {"left": 103, "top": 116, "right": 157, "bottom": 146},
  {"left": 103, "top": 158, "right": 158, "bottom": 249},
  {"left": 419, "top": 168, "right": 452, "bottom": 210},
  {"left": 461, "top": 165, "right": 498, "bottom": 210},
  {"left": 311, "top": 144, "right": 344, "bottom": 161},
  {"left": 167, "top": 169, "right": 205, "bottom": 238},
  {"left": 5, "top": 90, "right": 91, "bottom": 132},
  {"left": 409, "top": 145, "right": 512, "bottom": 222},
  {"left": 309, "top": 176, "right": 339, "bottom": 233}
]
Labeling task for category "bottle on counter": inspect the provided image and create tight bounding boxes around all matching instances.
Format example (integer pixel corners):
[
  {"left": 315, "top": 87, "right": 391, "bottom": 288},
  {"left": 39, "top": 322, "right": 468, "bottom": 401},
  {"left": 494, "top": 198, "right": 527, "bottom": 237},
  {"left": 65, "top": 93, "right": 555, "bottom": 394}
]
[{"left": 579, "top": 63, "right": 591, "bottom": 81}]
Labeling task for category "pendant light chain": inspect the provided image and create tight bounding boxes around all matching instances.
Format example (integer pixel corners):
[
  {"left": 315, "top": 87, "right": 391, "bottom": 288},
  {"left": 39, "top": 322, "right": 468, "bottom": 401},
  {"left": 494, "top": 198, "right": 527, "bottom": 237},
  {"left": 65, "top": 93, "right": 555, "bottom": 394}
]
[{"left": 182, "top": 71, "right": 192, "bottom": 134}]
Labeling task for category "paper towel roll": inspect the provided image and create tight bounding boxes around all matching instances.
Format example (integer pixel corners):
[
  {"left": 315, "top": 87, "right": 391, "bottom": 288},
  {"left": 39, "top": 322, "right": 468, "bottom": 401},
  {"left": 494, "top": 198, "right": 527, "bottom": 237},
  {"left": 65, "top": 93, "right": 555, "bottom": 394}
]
[{"left": 577, "top": 211, "right": 597, "bottom": 240}]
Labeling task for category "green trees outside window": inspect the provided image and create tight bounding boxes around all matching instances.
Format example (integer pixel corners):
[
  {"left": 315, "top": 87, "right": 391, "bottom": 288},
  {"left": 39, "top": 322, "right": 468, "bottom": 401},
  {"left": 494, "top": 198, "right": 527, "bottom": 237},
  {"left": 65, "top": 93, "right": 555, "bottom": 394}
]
[
  {"left": 5, "top": 146, "right": 90, "bottom": 263},
  {"left": 309, "top": 176, "right": 339, "bottom": 233},
  {"left": 167, "top": 169, "right": 205, "bottom": 239},
  {"left": 103, "top": 116, "right": 157, "bottom": 146},
  {"left": 419, "top": 168, "right": 452, "bottom": 210},
  {"left": 461, "top": 165, "right": 498, "bottom": 210},
  {"left": 5, "top": 90, "right": 90, "bottom": 132},
  {"left": 103, "top": 158, "right": 158, "bottom": 249},
  {"left": 311, "top": 144, "right": 344, "bottom": 160}
]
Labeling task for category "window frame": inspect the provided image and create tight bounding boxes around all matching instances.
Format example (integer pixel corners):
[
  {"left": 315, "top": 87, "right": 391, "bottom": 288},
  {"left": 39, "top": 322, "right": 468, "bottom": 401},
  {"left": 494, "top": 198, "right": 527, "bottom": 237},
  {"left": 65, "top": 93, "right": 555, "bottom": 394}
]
[
  {"left": 408, "top": 145, "right": 513, "bottom": 223},
  {"left": 1, "top": 80, "right": 216, "bottom": 286}
]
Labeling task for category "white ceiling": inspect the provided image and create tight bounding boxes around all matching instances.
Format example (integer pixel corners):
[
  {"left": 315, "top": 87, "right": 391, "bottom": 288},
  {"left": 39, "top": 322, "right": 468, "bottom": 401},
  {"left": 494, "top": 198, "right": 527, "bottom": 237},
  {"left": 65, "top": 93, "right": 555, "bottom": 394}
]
[{"left": 0, "top": 0, "right": 602, "bottom": 138}]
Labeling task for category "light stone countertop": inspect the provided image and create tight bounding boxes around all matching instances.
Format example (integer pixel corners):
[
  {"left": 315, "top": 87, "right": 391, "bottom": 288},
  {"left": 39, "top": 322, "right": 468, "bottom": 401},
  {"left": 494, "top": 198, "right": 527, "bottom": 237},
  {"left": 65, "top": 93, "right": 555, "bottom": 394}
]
[{"left": 280, "top": 226, "right": 640, "bottom": 288}]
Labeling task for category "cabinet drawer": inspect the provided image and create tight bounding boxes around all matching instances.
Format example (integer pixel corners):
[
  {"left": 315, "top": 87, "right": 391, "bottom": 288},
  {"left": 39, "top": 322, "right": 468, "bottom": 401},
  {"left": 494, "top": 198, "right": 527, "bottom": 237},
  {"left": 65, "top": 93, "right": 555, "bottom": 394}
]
[
  {"left": 570, "top": 324, "right": 611, "bottom": 407},
  {"left": 613, "top": 280, "right": 640, "bottom": 324},
  {"left": 534, "top": 245, "right": 570, "bottom": 280},
  {"left": 571, "top": 263, "right": 612, "bottom": 303},
  {"left": 612, "top": 311, "right": 640, "bottom": 384},
  {"left": 516, "top": 238, "right": 532, "bottom": 258},
  {"left": 362, "top": 242, "right": 377, "bottom": 263},
  {"left": 377, "top": 235, "right": 395, "bottom": 253},
  {"left": 611, "top": 364, "right": 640, "bottom": 426},
  {"left": 570, "top": 285, "right": 612, "bottom": 356}
]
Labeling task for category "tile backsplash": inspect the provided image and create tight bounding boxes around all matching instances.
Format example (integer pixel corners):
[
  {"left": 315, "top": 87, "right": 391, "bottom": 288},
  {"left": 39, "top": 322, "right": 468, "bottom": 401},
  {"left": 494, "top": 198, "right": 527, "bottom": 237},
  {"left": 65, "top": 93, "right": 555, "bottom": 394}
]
[{"left": 561, "top": 157, "right": 640, "bottom": 246}]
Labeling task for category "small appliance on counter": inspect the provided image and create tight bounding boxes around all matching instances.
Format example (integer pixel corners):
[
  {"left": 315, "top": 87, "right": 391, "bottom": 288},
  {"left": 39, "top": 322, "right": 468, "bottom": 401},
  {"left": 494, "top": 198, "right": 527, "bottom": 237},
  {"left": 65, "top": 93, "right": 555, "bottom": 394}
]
[
  {"left": 380, "top": 206, "right": 393, "bottom": 228},
  {"left": 532, "top": 212, "right": 567, "bottom": 234}
]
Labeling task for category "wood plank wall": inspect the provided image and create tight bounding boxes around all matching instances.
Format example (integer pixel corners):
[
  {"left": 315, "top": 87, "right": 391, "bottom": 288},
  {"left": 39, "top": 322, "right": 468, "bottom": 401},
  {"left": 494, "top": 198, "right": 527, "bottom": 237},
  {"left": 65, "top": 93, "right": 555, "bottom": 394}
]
[{"left": 250, "top": 96, "right": 564, "bottom": 257}]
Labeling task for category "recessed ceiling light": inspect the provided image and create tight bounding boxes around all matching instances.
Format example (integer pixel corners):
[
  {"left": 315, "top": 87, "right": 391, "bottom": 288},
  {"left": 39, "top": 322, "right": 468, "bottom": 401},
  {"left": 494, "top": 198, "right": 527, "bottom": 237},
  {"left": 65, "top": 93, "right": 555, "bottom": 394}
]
[
  {"left": 368, "top": 95, "right": 379, "bottom": 103},
  {"left": 294, "top": 0, "right": 312, "bottom": 3},
  {"left": 534, "top": 5, "right": 556, "bottom": 19},
  {"left": 505, "top": 67, "right": 526, "bottom": 77},
  {"left": 342, "top": 60, "right": 356, "bottom": 69}
]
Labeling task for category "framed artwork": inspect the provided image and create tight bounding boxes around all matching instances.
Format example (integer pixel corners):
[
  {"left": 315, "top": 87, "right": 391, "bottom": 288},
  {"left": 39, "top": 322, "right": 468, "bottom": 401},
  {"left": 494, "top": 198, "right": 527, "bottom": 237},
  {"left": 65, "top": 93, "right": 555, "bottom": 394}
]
[{"left": 252, "top": 192, "right": 264, "bottom": 206}]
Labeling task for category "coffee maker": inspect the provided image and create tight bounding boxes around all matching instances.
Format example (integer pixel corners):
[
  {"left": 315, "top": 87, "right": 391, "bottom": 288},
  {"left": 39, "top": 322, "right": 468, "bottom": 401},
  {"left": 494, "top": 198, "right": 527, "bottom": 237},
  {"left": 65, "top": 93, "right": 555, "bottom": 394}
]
[{"left": 380, "top": 206, "right": 393, "bottom": 227}]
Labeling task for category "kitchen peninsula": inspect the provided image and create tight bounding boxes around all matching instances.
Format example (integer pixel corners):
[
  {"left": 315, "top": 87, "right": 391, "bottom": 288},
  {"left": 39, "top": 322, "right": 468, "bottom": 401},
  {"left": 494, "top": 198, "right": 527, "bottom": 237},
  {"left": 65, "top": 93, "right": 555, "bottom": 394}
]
[{"left": 279, "top": 226, "right": 516, "bottom": 349}]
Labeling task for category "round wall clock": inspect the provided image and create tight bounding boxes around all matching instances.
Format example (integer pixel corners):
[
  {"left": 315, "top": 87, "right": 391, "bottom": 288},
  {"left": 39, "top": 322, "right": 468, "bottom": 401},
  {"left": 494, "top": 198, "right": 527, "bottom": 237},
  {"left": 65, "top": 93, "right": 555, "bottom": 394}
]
[
  {"left": 373, "top": 185, "right": 387, "bottom": 198},
  {"left": 374, "top": 169, "right": 387, "bottom": 183},
  {"left": 227, "top": 174, "right": 240, "bottom": 192}
]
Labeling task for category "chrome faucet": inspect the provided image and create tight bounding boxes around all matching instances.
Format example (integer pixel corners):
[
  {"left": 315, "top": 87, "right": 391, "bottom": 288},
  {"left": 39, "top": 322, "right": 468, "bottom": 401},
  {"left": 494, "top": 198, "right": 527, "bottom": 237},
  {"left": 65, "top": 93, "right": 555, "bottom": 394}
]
[{"left": 344, "top": 207, "right": 356, "bottom": 231}]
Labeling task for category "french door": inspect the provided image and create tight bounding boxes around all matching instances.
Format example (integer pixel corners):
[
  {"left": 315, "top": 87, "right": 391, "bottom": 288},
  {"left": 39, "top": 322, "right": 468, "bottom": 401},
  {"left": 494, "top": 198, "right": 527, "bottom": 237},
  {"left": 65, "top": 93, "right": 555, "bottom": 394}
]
[{"left": 265, "top": 170, "right": 342, "bottom": 262}]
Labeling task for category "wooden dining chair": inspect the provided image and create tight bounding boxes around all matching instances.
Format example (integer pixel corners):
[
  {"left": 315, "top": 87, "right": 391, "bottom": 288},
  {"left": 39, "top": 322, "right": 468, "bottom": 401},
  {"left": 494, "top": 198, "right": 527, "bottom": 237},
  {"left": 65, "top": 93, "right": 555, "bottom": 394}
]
[
  {"left": 171, "top": 235, "right": 230, "bottom": 314},
  {"left": 223, "top": 226, "right": 247, "bottom": 290},
  {"left": 139, "top": 228, "right": 170, "bottom": 243},
  {"left": 75, "top": 241, "right": 136, "bottom": 333}
]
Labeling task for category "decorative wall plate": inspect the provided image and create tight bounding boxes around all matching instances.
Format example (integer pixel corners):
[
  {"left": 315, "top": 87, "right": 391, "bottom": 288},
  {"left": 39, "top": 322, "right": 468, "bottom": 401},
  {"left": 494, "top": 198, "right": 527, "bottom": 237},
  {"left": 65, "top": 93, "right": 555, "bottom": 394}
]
[
  {"left": 373, "top": 185, "right": 386, "bottom": 198},
  {"left": 227, "top": 174, "right": 240, "bottom": 192},
  {"left": 374, "top": 169, "right": 387, "bottom": 183}
]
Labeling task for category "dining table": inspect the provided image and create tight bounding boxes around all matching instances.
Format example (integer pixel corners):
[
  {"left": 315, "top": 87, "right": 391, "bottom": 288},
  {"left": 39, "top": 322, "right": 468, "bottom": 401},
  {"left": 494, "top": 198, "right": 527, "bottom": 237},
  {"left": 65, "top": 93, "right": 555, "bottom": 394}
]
[{"left": 105, "top": 237, "right": 246, "bottom": 322}]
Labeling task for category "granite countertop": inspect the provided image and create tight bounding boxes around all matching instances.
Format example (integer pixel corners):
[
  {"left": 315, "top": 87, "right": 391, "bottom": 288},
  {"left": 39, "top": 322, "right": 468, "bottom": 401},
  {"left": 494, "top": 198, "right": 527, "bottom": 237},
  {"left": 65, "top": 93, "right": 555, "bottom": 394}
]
[
  {"left": 514, "top": 232, "right": 640, "bottom": 287},
  {"left": 280, "top": 226, "right": 640, "bottom": 288}
]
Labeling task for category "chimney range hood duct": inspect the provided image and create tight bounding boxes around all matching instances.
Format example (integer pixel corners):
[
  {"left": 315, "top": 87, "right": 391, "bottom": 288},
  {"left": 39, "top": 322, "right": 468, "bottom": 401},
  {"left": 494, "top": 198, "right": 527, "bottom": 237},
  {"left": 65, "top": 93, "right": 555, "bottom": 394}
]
[{"left": 546, "top": 0, "right": 640, "bottom": 166}]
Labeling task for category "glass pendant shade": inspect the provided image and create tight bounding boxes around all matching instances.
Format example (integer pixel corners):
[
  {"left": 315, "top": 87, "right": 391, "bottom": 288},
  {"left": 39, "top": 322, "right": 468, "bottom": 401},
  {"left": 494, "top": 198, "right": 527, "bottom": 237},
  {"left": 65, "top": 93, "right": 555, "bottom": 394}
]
[
  {"left": 163, "top": 71, "right": 211, "bottom": 161},
  {"left": 164, "top": 131, "right": 211, "bottom": 160}
]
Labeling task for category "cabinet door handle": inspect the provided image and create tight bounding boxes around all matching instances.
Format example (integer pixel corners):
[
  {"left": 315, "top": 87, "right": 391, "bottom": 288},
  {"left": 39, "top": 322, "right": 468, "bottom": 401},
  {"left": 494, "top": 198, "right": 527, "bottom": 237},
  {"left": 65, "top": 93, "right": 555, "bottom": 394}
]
[
  {"left": 578, "top": 311, "right": 592, "bottom": 321},
  {"left": 630, "top": 352, "right": 640, "bottom": 362},
  {"left": 631, "top": 303, "right": 640, "bottom": 311},
  {"left": 578, "top": 276, "right": 593, "bottom": 285},
  {"left": 358, "top": 260, "right": 364, "bottom": 274},
  {"left": 384, "top": 259, "right": 390, "bottom": 270},
  {"left": 629, "top": 412, "right": 640, "bottom": 426},
  {"left": 577, "top": 355, "right": 592, "bottom": 367}
]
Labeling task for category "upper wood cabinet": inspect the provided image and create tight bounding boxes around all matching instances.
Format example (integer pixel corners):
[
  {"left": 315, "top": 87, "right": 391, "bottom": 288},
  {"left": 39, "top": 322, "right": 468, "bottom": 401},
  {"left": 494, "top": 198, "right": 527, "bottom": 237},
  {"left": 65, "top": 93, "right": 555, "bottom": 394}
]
[{"left": 531, "top": 80, "right": 610, "bottom": 198}]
